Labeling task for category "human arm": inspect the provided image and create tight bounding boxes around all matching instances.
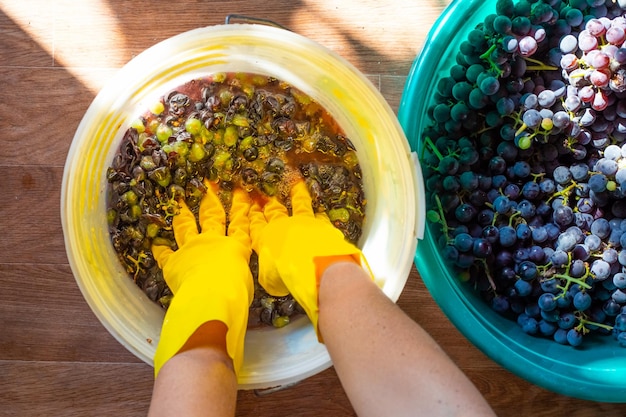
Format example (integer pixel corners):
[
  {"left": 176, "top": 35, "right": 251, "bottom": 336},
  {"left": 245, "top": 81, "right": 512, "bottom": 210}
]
[
  {"left": 317, "top": 261, "right": 496, "bottom": 417},
  {"left": 148, "top": 321, "right": 237, "bottom": 417},
  {"left": 147, "top": 182, "right": 253, "bottom": 417},
  {"left": 250, "top": 180, "right": 495, "bottom": 417}
]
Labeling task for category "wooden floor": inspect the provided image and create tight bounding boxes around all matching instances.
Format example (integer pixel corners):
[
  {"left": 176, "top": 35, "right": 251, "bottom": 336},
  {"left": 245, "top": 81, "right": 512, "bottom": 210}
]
[{"left": 1, "top": 0, "right": 623, "bottom": 415}]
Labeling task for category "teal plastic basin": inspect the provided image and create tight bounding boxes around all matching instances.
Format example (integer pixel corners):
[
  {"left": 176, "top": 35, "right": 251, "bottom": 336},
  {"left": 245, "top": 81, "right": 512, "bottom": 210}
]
[{"left": 398, "top": 0, "right": 626, "bottom": 403}]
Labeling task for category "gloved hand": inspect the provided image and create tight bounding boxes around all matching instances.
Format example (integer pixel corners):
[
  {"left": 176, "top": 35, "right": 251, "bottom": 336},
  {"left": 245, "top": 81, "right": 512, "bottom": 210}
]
[
  {"left": 151, "top": 181, "right": 253, "bottom": 378},
  {"left": 249, "top": 179, "right": 369, "bottom": 339}
]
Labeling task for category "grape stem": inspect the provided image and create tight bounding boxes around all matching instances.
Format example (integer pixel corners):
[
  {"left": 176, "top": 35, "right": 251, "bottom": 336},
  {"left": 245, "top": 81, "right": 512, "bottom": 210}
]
[
  {"left": 423, "top": 136, "right": 445, "bottom": 161},
  {"left": 478, "top": 258, "right": 497, "bottom": 292},
  {"left": 575, "top": 312, "right": 614, "bottom": 334},
  {"left": 547, "top": 180, "right": 579, "bottom": 205},
  {"left": 126, "top": 251, "right": 148, "bottom": 282},
  {"left": 552, "top": 273, "right": 592, "bottom": 290},
  {"left": 479, "top": 44, "right": 505, "bottom": 77},
  {"left": 433, "top": 194, "right": 451, "bottom": 238},
  {"left": 523, "top": 56, "right": 558, "bottom": 71}
]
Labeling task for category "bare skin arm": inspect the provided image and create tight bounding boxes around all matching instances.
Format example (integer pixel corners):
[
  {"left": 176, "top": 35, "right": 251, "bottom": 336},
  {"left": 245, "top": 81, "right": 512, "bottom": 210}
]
[
  {"left": 147, "top": 260, "right": 495, "bottom": 417},
  {"left": 318, "top": 261, "right": 496, "bottom": 417},
  {"left": 147, "top": 321, "right": 237, "bottom": 417}
]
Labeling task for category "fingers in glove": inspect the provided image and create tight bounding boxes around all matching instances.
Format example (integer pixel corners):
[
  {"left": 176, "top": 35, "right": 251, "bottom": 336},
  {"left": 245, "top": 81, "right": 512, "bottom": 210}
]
[
  {"left": 249, "top": 200, "right": 267, "bottom": 252},
  {"left": 263, "top": 197, "right": 289, "bottom": 222},
  {"left": 172, "top": 199, "right": 200, "bottom": 246},
  {"left": 290, "top": 180, "right": 315, "bottom": 218},
  {"left": 198, "top": 181, "right": 226, "bottom": 235},
  {"left": 227, "top": 188, "right": 252, "bottom": 249},
  {"left": 151, "top": 243, "right": 174, "bottom": 270}
]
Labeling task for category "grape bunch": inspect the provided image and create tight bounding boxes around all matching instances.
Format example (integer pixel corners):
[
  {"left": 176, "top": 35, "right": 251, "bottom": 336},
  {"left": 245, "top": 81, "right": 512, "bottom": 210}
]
[{"left": 422, "top": 0, "right": 626, "bottom": 347}]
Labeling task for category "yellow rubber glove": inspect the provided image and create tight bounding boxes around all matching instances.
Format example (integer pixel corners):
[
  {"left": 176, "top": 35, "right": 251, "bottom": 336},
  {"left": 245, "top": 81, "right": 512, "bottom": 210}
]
[
  {"left": 249, "top": 179, "right": 368, "bottom": 339},
  {"left": 151, "top": 181, "right": 253, "bottom": 378}
]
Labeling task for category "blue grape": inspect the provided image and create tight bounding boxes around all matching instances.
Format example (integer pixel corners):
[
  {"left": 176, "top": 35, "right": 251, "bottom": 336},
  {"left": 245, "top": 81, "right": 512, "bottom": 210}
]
[
  {"left": 595, "top": 158, "right": 618, "bottom": 176},
  {"left": 566, "top": 329, "right": 584, "bottom": 346},
  {"left": 522, "top": 181, "right": 541, "bottom": 199},
  {"left": 557, "top": 292, "right": 572, "bottom": 309},
  {"left": 613, "top": 289, "right": 626, "bottom": 304},
  {"left": 537, "top": 89, "right": 556, "bottom": 107},
  {"left": 539, "top": 178, "right": 556, "bottom": 193},
  {"left": 531, "top": 225, "right": 548, "bottom": 242},
  {"left": 572, "top": 244, "right": 590, "bottom": 261},
  {"left": 522, "top": 109, "right": 542, "bottom": 128},
  {"left": 570, "top": 259, "right": 586, "bottom": 278},
  {"left": 453, "top": 233, "right": 474, "bottom": 252},
  {"left": 558, "top": 313, "right": 577, "bottom": 330},
  {"left": 514, "top": 279, "right": 533, "bottom": 297},
  {"left": 602, "top": 248, "right": 618, "bottom": 264},
  {"left": 604, "top": 144, "right": 622, "bottom": 160},
  {"left": 516, "top": 260, "right": 538, "bottom": 281},
  {"left": 499, "top": 226, "right": 517, "bottom": 247},
  {"left": 493, "top": 195, "right": 512, "bottom": 214},
  {"left": 588, "top": 173, "right": 608, "bottom": 192},
  {"left": 552, "top": 111, "right": 571, "bottom": 128},
  {"left": 614, "top": 272, "right": 626, "bottom": 289},
  {"left": 539, "top": 320, "right": 557, "bottom": 336},
  {"left": 550, "top": 250, "right": 569, "bottom": 267},
  {"left": 496, "top": 97, "right": 515, "bottom": 115},
  {"left": 504, "top": 183, "right": 521, "bottom": 199},
  {"left": 482, "top": 225, "right": 500, "bottom": 243},
  {"left": 538, "top": 293, "right": 558, "bottom": 311},
  {"left": 569, "top": 163, "right": 589, "bottom": 181},
  {"left": 584, "top": 234, "right": 602, "bottom": 251},
  {"left": 541, "top": 309, "right": 560, "bottom": 323},
  {"left": 512, "top": 161, "right": 531, "bottom": 178},
  {"left": 455, "top": 203, "right": 477, "bottom": 222},
  {"left": 615, "top": 314, "right": 626, "bottom": 332},
  {"left": 516, "top": 223, "right": 532, "bottom": 240},
  {"left": 521, "top": 317, "right": 539, "bottom": 335},
  {"left": 491, "top": 295, "right": 510, "bottom": 313},
  {"left": 590, "top": 259, "right": 611, "bottom": 280},
  {"left": 517, "top": 200, "right": 536, "bottom": 218},
  {"left": 603, "top": 299, "right": 622, "bottom": 316},
  {"left": 553, "top": 205, "right": 574, "bottom": 227},
  {"left": 459, "top": 171, "right": 479, "bottom": 190},
  {"left": 472, "top": 238, "right": 492, "bottom": 257},
  {"left": 553, "top": 328, "right": 569, "bottom": 345},
  {"left": 442, "top": 245, "right": 460, "bottom": 262},
  {"left": 590, "top": 219, "right": 611, "bottom": 239},
  {"left": 553, "top": 166, "right": 572, "bottom": 184},
  {"left": 573, "top": 291, "right": 593, "bottom": 311}
]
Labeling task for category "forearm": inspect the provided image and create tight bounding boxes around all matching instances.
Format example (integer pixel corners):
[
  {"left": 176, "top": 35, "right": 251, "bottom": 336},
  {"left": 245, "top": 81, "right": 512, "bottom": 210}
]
[
  {"left": 148, "top": 321, "right": 238, "bottom": 417},
  {"left": 318, "top": 262, "right": 495, "bottom": 417}
]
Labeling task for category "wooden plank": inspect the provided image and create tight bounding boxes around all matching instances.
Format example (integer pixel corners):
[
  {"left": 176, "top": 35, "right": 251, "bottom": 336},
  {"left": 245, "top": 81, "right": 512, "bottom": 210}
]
[
  {"left": 0, "top": 166, "right": 68, "bottom": 264},
  {"left": 0, "top": 263, "right": 141, "bottom": 363},
  {"left": 0, "top": 68, "right": 93, "bottom": 167},
  {"left": 0, "top": 360, "right": 619, "bottom": 417},
  {"left": 0, "top": 361, "right": 153, "bottom": 417},
  {"left": 49, "top": 0, "right": 441, "bottom": 76}
]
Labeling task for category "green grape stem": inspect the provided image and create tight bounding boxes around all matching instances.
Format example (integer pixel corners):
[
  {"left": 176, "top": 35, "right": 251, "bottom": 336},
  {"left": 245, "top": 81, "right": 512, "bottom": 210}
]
[
  {"left": 552, "top": 272, "right": 592, "bottom": 291},
  {"left": 433, "top": 194, "right": 451, "bottom": 238},
  {"left": 547, "top": 180, "right": 579, "bottom": 205},
  {"left": 522, "top": 56, "right": 559, "bottom": 71},
  {"left": 423, "top": 136, "right": 445, "bottom": 161},
  {"left": 479, "top": 43, "right": 505, "bottom": 77},
  {"left": 575, "top": 313, "right": 614, "bottom": 334},
  {"left": 478, "top": 258, "right": 497, "bottom": 291}
]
